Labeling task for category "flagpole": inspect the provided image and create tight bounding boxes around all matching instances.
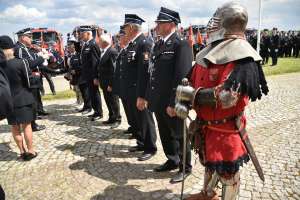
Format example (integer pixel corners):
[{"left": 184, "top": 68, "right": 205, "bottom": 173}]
[{"left": 257, "top": 0, "right": 262, "bottom": 53}]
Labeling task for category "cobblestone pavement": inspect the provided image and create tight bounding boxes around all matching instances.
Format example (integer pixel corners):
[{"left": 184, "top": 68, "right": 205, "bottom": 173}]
[{"left": 1, "top": 73, "right": 300, "bottom": 200}]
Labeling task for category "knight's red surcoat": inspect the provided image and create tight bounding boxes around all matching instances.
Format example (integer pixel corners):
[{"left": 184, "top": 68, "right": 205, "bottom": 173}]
[{"left": 190, "top": 62, "right": 249, "bottom": 174}]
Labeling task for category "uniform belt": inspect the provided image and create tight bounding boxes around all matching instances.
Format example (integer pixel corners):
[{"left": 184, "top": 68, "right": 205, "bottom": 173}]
[{"left": 196, "top": 115, "right": 238, "bottom": 126}]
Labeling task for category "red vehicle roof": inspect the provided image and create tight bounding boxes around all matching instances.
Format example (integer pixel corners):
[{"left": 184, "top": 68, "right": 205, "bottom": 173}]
[{"left": 31, "top": 28, "right": 59, "bottom": 33}]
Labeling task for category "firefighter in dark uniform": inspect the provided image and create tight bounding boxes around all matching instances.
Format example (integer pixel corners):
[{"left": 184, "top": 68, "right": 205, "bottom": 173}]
[
  {"left": 67, "top": 37, "right": 83, "bottom": 105},
  {"left": 147, "top": 7, "right": 192, "bottom": 183},
  {"left": 286, "top": 31, "right": 293, "bottom": 57},
  {"left": 29, "top": 46, "right": 50, "bottom": 116},
  {"left": 75, "top": 35, "right": 92, "bottom": 114},
  {"left": 270, "top": 27, "right": 280, "bottom": 66},
  {"left": 260, "top": 30, "right": 270, "bottom": 65},
  {"left": 79, "top": 27, "right": 103, "bottom": 121},
  {"left": 113, "top": 26, "right": 133, "bottom": 134},
  {"left": 121, "top": 14, "right": 157, "bottom": 161},
  {"left": 14, "top": 28, "right": 47, "bottom": 131}
]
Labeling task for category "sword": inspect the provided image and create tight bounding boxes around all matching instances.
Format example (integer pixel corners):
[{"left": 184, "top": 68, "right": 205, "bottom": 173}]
[
  {"left": 181, "top": 118, "right": 187, "bottom": 200},
  {"left": 236, "top": 115, "right": 265, "bottom": 182}
]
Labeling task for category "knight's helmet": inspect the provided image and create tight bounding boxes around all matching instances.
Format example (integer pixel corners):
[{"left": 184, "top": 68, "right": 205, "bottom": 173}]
[{"left": 206, "top": 1, "right": 248, "bottom": 44}]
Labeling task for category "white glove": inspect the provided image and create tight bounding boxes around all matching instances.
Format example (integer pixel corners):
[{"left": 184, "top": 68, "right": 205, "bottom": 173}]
[
  {"left": 41, "top": 48, "right": 48, "bottom": 54},
  {"left": 42, "top": 60, "right": 48, "bottom": 66},
  {"left": 42, "top": 53, "right": 50, "bottom": 60},
  {"left": 37, "top": 52, "right": 43, "bottom": 57},
  {"left": 37, "top": 51, "right": 50, "bottom": 60}
]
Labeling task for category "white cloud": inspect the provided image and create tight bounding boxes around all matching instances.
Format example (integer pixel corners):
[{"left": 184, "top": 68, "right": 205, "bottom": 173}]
[
  {"left": 0, "top": 0, "right": 299, "bottom": 40},
  {"left": 56, "top": 17, "right": 89, "bottom": 26},
  {"left": 0, "top": 4, "right": 47, "bottom": 23}
]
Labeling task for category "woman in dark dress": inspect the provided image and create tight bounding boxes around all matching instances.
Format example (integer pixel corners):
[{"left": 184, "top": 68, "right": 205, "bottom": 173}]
[{"left": 0, "top": 35, "right": 37, "bottom": 161}]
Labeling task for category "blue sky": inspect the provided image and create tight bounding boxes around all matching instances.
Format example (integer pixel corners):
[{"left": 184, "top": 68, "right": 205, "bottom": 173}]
[{"left": 0, "top": 0, "right": 299, "bottom": 40}]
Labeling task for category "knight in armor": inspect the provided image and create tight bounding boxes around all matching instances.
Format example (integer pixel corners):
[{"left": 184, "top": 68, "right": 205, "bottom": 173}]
[{"left": 180, "top": 2, "right": 269, "bottom": 199}]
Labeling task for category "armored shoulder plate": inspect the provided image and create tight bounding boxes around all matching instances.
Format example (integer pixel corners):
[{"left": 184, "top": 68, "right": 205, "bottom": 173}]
[{"left": 196, "top": 39, "right": 262, "bottom": 67}]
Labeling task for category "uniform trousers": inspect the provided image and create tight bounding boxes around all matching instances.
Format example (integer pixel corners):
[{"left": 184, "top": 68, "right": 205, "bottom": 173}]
[
  {"left": 87, "top": 81, "right": 103, "bottom": 116},
  {"left": 154, "top": 108, "right": 192, "bottom": 172},
  {"left": 102, "top": 86, "right": 121, "bottom": 121},
  {"left": 79, "top": 82, "right": 91, "bottom": 110}
]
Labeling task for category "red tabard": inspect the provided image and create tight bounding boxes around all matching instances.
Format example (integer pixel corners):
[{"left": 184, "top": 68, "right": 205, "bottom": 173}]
[{"left": 190, "top": 62, "right": 249, "bottom": 174}]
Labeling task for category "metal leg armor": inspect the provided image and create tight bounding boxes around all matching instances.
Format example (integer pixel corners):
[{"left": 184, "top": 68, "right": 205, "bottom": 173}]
[
  {"left": 204, "top": 170, "right": 219, "bottom": 197},
  {"left": 184, "top": 169, "right": 219, "bottom": 200},
  {"left": 219, "top": 172, "right": 240, "bottom": 200}
]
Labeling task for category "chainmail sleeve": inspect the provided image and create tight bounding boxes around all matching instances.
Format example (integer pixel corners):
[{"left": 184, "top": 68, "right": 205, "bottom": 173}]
[{"left": 223, "top": 58, "right": 269, "bottom": 102}]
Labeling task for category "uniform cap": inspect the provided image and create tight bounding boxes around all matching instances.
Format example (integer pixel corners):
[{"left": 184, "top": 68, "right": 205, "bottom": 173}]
[
  {"left": 16, "top": 28, "right": 33, "bottom": 36},
  {"left": 155, "top": 7, "right": 181, "bottom": 24},
  {"left": 124, "top": 14, "right": 145, "bottom": 25}
]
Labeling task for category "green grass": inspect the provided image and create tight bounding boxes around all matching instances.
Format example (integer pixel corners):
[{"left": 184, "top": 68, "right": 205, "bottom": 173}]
[
  {"left": 43, "top": 58, "right": 300, "bottom": 101},
  {"left": 42, "top": 89, "right": 76, "bottom": 101},
  {"left": 263, "top": 57, "right": 300, "bottom": 76}
]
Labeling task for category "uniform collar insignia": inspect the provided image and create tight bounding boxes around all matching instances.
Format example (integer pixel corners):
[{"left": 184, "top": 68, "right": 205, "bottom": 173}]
[{"left": 166, "top": 40, "right": 172, "bottom": 45}]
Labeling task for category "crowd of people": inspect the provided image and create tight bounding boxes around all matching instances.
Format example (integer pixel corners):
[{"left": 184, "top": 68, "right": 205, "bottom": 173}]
[
  {"left": 247, "top": 28, "right": 300, "bottom": 66},
  {"left": 1, "top": 1, "right": 290, "bottom": 199},
  {"left": 0, "top": 29, "right": 65, "bottom": 161}
]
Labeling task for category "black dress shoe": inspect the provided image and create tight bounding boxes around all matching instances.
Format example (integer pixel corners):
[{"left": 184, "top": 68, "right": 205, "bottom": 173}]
[
  {"left": 77, "top": 107, "right": 90, "bottom": 112},
  {"left": 170, "top": 170, "right": 191, "bottom": 184},
  {"left": 20, "top": 152, "right": 27, "bottom": 160},
  {"left": 154, "top": 161, "right": 178, "bottom": 172},
  {"left": 128, "top": 135, "right": 136, "bottom": 140},
  {"left": 23, "top": 152, "right": 38, "bottom": 161},
  {"left": 38, "top": 111, "right": 49, "bottom": 116},
  {"left": 82, "top": 109, "right": 92, "bottom": 115},
  {"left": 138, "top": 152, "right": 156, "bottom": 161},
  {"left": 88, "top": 113, "right": 96, "bottom": 118},
  {"left": 32, "top": 125, "right": 46, "bottom": 132},
  {"left": 91, "top": 115, "right": 103, "bottom": 121},
  {"left": 102, "top": 119, "right": 116, "bottom": 125},
  {"left": 110, "top": 122, "right": 121, "bottom": 129},
  {"left": 124, "top": 127, "right": 133, "bottom": 134},
  {"left": 77, "top": 108, "right": 84, "bottom": 112},
  {"left": 128, "top": 146, "right": 144, "bottom": 152}
]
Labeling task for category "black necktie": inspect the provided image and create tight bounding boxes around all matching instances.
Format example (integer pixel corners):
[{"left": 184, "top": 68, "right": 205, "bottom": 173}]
[{"left": 158, "top": 39, "right": 164, "bottom": 47}]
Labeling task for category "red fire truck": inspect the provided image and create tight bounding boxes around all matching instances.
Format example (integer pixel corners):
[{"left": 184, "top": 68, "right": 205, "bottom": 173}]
[
  {"left": 31, "top": 28, "right": 65, "bottom": 69},
  {"left": 31, "top": 28, "right": 64, "bottom": 57}
]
